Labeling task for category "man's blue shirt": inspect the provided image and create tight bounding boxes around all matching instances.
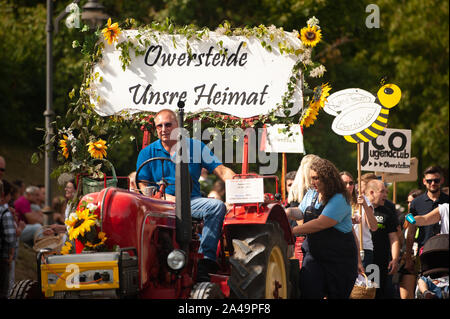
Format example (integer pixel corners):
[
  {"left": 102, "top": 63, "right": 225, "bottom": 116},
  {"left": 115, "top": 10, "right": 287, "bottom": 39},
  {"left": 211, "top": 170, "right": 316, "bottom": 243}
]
[{"left": 136, "top": 138, "right": 222, "bottom": 198}]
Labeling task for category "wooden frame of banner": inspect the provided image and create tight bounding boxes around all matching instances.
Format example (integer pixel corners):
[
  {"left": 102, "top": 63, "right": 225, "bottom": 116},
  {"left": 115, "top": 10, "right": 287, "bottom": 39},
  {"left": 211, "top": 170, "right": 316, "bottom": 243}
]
[{"left": 281, "top": 153, "right": 286, "bottom": 202}]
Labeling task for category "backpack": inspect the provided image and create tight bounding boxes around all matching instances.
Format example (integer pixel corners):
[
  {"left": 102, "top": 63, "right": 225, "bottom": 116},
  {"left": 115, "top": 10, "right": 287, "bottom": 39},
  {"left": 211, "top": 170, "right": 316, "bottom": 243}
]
[{"left": 0, "top": 206, "right": 10, "bottom": 247}]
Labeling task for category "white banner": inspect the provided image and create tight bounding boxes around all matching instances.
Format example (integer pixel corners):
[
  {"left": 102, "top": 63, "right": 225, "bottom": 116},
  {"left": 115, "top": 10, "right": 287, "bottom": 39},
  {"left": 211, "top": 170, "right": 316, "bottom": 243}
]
[{"left": 90, "top": 30, "right": 303, "bottom": 118}]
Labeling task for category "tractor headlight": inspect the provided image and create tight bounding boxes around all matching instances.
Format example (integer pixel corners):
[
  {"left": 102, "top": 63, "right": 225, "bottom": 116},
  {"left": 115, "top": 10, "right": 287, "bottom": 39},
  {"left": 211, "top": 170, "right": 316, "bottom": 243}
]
[{"left": 167, "top": 249, "right": 186, "bottom": 270}]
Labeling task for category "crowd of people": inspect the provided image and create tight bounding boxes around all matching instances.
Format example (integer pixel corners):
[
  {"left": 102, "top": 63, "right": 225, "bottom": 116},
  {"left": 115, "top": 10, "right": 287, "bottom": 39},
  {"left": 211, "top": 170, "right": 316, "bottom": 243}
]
[
  {"left": 1, "top": 122, "right": 449, "bottom": 300},
  {"left": 285, "top": 158, "right": 448, "bottom": 299},
  {"left": 0, "top": 155, "right": 77, "bottom": 298}
]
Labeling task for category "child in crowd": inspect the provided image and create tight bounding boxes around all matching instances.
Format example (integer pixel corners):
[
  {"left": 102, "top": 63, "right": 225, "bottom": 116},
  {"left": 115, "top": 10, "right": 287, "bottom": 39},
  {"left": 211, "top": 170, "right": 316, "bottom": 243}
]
[{"left": 417, "top": 275, "right": 449, "bottom": 299}]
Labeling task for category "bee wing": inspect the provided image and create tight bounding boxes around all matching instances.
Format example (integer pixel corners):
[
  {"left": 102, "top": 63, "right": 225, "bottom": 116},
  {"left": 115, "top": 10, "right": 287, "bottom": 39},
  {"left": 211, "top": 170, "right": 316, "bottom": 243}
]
[
  {"left": 324, "top": 88, "right": 376, "bottom": 116},
  {"left": 331, "top": 102, "right": 381, "bottom": 136}
]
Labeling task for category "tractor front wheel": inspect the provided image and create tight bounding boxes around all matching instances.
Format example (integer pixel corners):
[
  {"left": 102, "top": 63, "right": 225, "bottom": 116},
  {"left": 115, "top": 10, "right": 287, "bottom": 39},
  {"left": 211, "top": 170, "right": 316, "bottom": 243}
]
[
  {"left": 228, "top": 221, "right": 290, "bottom": 299},
  {"left": 9, "top": 280, "right": 42, "bottom": 299},
  {"left": 190, "top": 282, "right": 224, "bottom": 299}
]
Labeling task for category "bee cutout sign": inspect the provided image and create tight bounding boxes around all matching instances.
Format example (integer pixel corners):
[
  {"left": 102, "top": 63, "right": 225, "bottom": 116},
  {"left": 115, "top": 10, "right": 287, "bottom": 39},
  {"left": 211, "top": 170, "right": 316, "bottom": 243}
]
[
  {"left": 323, "top": 82, "right": 401, "bottom": 257},
  {"left": 323, "top": 84, "right": 401, "bottom": 143}
]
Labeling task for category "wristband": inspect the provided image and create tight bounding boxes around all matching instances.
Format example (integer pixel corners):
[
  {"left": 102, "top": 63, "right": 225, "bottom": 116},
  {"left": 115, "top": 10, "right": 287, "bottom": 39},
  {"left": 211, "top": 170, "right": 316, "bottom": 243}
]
[{"left": 406, "top": 213, "right": 416, "bottom": 225}]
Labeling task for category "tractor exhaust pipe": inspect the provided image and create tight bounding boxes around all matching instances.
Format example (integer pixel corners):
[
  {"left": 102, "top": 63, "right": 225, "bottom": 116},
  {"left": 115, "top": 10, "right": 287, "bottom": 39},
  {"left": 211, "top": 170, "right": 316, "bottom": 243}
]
[{"left": 175, "top": 101, "right": 192, "bottom": 253}]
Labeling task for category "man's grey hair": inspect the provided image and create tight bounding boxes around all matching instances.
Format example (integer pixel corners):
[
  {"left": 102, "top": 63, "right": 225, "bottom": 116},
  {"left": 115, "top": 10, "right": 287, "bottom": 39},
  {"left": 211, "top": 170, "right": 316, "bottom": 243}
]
[{"left": 25, "top": 185, "right": 40, "bottom": 195}]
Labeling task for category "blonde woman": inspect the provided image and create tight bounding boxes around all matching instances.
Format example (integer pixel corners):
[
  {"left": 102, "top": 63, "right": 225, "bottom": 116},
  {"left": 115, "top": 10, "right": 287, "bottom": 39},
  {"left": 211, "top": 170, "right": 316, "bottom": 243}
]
[
  {"left": 287, "top": 154, "right": 320, "bottom": 206},
  {"left": 285, "top": 154, "right": 320, "bottom": 268}
]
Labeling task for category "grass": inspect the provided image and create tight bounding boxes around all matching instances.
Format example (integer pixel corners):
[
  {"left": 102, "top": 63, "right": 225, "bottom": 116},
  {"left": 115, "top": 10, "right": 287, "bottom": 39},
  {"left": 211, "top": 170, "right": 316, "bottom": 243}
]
[{"left": 15, "top": 242, "right": 38, "bottom": 282}]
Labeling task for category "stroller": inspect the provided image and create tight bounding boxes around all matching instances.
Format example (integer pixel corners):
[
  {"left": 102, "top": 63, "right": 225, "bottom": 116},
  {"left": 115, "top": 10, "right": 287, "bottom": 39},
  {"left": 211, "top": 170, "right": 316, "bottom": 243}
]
[{"left": 416, "top": 234, "right": 449, "bottom": 299}]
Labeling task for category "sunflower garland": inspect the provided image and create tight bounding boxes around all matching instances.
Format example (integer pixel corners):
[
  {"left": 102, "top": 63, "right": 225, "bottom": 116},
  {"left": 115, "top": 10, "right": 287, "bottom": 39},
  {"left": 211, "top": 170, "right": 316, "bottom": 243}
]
[
  {"left": 300, "top": 83, "right": 331, "bottom": 127},
  {"left": 102, "top": 18, "right": 121, "bottom": 45},
  {"left": 65, "top": 208, "right": 97, "bottom": 241},
  {"left": 87, "top": 139, "right": 108, "bottom": 159},
  {"left": 64, "top": 202, "right": 108, "bottom": 252},
  {"left": 60, "top": 241, "right": 73, "bottom": 255},
  {"left": 85, "top": 231, "right": 108, "bottom": 248},
  {"left": 299, "top": 24, "right": 322, "bottom": 48},
  {"left": 52, "top": 126, "right": 112, "bottom": 188},
  {"left": 59, "top": 135, "right": 69, "bottom": 159}
]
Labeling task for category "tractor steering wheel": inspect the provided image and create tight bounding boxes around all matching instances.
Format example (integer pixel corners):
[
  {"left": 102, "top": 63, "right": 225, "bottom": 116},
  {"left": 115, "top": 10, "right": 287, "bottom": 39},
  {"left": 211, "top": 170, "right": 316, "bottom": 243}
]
[{"left": 135, "top": 157, "right": 175, "bottom": 199}]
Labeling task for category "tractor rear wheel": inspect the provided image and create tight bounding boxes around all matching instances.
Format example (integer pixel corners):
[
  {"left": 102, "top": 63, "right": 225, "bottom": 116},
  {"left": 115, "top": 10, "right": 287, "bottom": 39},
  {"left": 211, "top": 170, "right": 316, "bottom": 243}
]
[
  {"left": 9, "top": 279, "right": 42, "bottom": 299},
  {"left": 228, "top": 221, "right": 290, "bottom": 299}
]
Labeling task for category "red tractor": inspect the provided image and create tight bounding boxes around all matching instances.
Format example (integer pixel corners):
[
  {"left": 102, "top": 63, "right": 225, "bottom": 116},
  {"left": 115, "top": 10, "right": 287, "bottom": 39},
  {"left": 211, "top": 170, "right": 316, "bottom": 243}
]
[{"left": 11, "top": 104, "right": 297, "bottom": 299}]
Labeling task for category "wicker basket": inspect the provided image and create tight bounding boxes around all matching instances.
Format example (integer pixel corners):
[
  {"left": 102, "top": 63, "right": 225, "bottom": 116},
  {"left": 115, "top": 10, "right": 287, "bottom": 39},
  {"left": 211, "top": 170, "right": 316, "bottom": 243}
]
[
  {"left": 350, "top": 273, "right": 376, "bottom": 299},
  {"left": 81, "top": 160, "right": 118, "bottom": 195},
  {"left": 33, "top": 226, "right": 65, "bottom": 253}
]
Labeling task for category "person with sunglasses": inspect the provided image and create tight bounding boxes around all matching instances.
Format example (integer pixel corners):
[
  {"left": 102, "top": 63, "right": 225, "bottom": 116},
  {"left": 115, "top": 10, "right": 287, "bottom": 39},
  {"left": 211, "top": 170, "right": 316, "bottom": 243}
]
[{"left": 405, "top": 166, "right": 449, "bottom": 277}]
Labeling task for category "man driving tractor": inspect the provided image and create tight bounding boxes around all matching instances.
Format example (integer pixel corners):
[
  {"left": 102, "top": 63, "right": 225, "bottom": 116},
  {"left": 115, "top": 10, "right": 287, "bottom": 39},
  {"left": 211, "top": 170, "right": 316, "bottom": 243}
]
[{"left": 136, "top": 109, "right": 236, "bottom": 282}]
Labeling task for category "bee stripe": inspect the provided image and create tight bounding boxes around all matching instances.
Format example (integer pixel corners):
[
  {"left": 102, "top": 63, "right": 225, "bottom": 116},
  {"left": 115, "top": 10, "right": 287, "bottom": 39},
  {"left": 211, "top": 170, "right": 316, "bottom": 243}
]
[
  {"left": 364, "top": 128, "right": 379, "bottom": 138},
  {"left": 372, "top": 122, "right": 386, "bottom": 131},
  {"left": 377, "top": 115, "right": 388, "bottom": 124},
  {"left": 368, "top": 124, "right": 384, "bottom": 135},
  {"left": 378, "top": 111, "right": 389, "bottom": 119},
  {"left": 356, "top": 132, "right": 370, "bottom": 142},
  {"left": 344, "top": 135, "right": 358, "bottom": 143},
  {"left": 359, "top": 129, "right": 378, "bottom": 141},
  {"left": 380, "top": 108, "right": 390, "bottom": 115}
]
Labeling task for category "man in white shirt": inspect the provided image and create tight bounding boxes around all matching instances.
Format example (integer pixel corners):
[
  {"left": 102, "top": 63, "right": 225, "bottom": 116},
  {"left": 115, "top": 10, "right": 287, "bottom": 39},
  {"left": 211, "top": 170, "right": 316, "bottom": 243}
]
[{"left": 406, "top": 203, "right": 449, "bottom": 235}]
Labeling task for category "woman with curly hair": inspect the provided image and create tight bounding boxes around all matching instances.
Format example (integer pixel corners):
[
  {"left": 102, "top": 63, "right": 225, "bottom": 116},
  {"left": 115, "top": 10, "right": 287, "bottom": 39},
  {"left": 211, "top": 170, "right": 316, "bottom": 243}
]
[{"left": 292, "top": 158, "right": 358, "bottom": 299}]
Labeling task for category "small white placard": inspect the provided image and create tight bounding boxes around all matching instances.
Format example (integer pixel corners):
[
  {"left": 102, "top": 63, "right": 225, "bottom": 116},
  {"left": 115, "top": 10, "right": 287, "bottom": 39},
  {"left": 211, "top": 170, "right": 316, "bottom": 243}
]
[
  {"left": 225, "top": 178, "right": 264, "bottom": 204},
  {"left": 264, "top": 124, "right": 304, "bottom": 153}
]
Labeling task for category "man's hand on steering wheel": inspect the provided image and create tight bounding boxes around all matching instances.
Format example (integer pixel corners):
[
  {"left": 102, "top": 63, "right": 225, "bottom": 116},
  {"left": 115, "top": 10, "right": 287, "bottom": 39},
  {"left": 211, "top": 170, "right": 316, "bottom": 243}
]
[{"left": 135, "top": 157, "right": 175, "bottom": 199}]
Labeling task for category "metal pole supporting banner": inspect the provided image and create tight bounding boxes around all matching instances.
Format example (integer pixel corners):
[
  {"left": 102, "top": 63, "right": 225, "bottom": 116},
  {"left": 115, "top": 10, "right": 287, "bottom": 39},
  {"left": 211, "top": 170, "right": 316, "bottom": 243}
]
[{"left": 44, "top": 0, "right": 55, "bottom": 223}]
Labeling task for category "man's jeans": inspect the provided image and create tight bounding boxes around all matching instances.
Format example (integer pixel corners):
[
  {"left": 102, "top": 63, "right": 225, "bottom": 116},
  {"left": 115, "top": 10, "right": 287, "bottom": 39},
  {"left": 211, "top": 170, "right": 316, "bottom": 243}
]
[
  {"left": 191, "top": 197, "right": 227, "bottom": 261},
  {"left": 19, "top": 223, "right": 42, "bottom": 247}
]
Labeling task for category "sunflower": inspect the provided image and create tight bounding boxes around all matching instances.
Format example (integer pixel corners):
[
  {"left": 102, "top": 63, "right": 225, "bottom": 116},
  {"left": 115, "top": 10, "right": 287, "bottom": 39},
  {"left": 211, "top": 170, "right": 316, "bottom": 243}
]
[
  {"left": 300, "top": 83, "right": 331, "bottom": 127},
  {"left": 60, "top": 241, "right": 72, "bottom": 255},
  {"left": 87, "top": 139, "right": 108, "bottom": 159},
  {"left": 312, "top": 82, "right": 332, "bottom": 108},
  {"left": 300, "top": 25, "right": 322, "bottom": 48},
  {"left": 65, "top": 208, "right": 97, "bottom": 241},
  {"left": 85, "top": 231, "right": 108, "bottom": 248},
  {"left": 59, "top": 135, "right": 69, "bottom": 159},
  {"left": 102, "top": 18, "right": 121, "bottom": 45},
  {"left": 300, "top": 106, "right": 320, "bottom": 127}
]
